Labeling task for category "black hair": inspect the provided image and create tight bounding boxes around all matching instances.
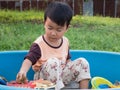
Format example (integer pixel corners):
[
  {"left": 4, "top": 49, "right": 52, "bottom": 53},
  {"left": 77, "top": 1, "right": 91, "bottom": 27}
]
[{"left": 44, "top": 1, "right": 73, "bottom": 27}]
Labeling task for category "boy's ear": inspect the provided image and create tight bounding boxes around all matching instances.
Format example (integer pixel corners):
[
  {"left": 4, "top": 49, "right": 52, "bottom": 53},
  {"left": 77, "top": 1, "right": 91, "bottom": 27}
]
[
  {"left": 65, "top": 25, "right": 70, "bottom": 32},
  {"left": 44, "top": 21, "right": 45, "bottom": 25},
  {"left": 66, "top": 25, "right": 70, "bottom": 29}
]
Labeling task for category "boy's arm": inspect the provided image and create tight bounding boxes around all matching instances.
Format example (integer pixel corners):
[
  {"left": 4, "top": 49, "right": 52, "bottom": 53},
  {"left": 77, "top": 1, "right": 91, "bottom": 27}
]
[
  {"left": 19, "top": 59, "right": 32, "bottom": 73},
  {"left": 16, "top": 59, "right": 32, "bottom": 83}
]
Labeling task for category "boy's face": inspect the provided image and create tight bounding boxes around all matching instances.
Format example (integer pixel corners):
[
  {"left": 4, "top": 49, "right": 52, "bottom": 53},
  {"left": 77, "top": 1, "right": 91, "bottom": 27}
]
[{"left": 44, "top": 17, "right": 68, "bottom": 42}]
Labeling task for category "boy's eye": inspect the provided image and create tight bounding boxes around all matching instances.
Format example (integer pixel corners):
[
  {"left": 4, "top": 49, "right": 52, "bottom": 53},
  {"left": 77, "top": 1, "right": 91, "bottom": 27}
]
[
  {"left": 57, "top": 29, "right": 62, "bottom": 32},
  {"left": 47, "top": 27, "right": 62, "bottom": 32},
  {"left": 48, "top": 27, "right": 53, "bottom": 30}
]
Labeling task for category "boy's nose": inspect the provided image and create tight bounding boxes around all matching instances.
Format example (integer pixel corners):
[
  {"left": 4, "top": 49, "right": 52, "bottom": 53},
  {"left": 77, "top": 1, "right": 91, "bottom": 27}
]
[{"left": 51, "top": 31, "right": 57, "bottom": 36}]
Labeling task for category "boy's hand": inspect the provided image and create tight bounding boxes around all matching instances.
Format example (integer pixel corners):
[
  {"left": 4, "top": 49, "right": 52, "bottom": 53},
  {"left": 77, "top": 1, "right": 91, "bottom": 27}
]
[{"left": 16, "top": 71, "right": 28, "bottom": 84}]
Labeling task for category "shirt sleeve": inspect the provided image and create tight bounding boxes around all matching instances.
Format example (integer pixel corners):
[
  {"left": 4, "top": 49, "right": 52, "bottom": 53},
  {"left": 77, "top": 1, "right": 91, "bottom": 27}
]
[{"left": 24, "top": 43, "right": 41, "bottom": 65}]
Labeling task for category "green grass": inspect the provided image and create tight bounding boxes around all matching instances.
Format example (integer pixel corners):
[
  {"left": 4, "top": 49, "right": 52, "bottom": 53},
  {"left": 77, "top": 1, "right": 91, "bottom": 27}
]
[
  {"left": 0, "top": 22, "right": 44, "bottom": 50},
  {"left": 0, "top": 9, "right": 44, "bottom": 23},
  {"left": 0, "top": 10, "right": 120, "bottom": 52}
]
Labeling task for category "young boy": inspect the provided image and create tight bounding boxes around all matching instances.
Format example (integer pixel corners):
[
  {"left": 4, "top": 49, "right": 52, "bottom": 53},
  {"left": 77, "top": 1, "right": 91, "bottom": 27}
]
[{"left": 16, "top": 1, "right": 91, "bottom": 89}]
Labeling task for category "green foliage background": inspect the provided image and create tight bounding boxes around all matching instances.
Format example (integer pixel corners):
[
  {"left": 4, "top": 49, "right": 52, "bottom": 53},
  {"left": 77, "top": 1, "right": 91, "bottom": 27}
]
[{"left": 0, "top": 10, "right": 120, "bottom": 52}]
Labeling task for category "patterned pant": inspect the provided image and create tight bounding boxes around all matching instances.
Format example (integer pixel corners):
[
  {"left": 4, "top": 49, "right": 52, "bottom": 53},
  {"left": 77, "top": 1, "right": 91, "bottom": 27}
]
[{"left": 34, "top": 57, "right": 91, "bottom": 85}]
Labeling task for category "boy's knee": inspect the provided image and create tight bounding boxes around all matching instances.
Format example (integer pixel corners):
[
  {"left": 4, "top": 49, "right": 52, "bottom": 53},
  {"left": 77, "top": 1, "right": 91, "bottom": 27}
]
[
  {"left": 77, "top": 57, "right": 89, "bottom": 65},
  {"left": 47, "top": 57, "right": 59, "bottom": 65}
]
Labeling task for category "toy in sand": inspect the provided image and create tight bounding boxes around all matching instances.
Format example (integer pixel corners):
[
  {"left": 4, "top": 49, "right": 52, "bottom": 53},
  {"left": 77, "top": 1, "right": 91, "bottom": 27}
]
[{"left": 7, "top": 79, "right": 55, "bottom": 89}]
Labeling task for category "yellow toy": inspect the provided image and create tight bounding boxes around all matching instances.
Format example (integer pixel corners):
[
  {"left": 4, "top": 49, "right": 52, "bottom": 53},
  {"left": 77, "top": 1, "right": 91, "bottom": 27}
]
[{"left": 91, "top": 76, "right": 120, "bottom": 89}]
